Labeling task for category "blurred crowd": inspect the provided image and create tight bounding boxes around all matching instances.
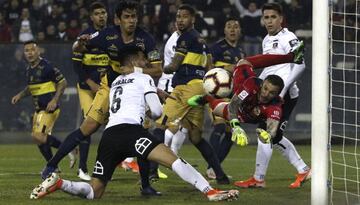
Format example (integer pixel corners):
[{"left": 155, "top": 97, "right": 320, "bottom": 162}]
[{"left": 0, "top": 0, "right": 313, "bottom": 44}]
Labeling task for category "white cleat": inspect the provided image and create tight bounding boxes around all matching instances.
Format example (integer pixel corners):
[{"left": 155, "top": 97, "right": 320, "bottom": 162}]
[
  {"left": 68, "top": 148, "right": 78, "bottom": 169},
  {"left": 206, "top": 168, "right": 216, "bottom": 180},
  {"left": 206, "top": 189, "right": 239, "bottom": 201},
  {"left": 78, "top": 168, "right": 91, "bottom": 181},
  {"left": 30, "top": 173, "right": 62, "bottom": 199}
]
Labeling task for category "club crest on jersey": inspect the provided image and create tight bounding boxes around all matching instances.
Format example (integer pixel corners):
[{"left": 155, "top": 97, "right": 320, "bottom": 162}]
[
  {"left": 135, "top": 137, "right": 152, "bottom": 155},
  {"left": 238, "top": 90, "right": 249, "bottom": 100},
  {"left": 136, "top": 42, "right": 145, "bottom": 51}
]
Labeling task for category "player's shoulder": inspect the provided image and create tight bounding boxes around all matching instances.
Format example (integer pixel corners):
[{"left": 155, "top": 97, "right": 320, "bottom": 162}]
[
  {"left": 79, "top": 26, "right": 97, "bottom": 35},
  {"left": 278, "top": 28, "right": 298, "bottom": 40},
  {"left": 135, "top": 27, "right": 154, "bottom": 39},
  {"left": 210, "top": 39, "right": 225, "bottom": 50}
]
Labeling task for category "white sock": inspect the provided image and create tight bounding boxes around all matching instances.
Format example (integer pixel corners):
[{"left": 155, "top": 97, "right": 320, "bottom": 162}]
[
  {"left": 124, "top": 157, "right": 134, "bottom": 163},
  {"left": 61, "top": 179, "right": 94, "bottom": 199},
  {"left": 164, "top": 129, "right": 174, "bottom": 146},
  {"left": 172, "top": 158, "right": 212, "bottom": 193},
  {"left": 170, "top": 128, "right": 187, "bottom": 154},
  {"left": 254, "top": 138, "right": 273, "bottom": 181},
  {"left": 274, "top": 136, "right": 309, "bottom": 173}
]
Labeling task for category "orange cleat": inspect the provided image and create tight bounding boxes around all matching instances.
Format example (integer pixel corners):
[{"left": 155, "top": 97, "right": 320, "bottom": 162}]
[
  {"left": 289, "top": 169, "right": 311, "bottom": 189},
  {"left": 30, "top": 173, "right": 63, "bottom": 199},
  {"left": 234, "top": 177, "right": 265, "bottom": 188},
  {"left": 120, "top": 161, "right": 139, "bottom": 173}
]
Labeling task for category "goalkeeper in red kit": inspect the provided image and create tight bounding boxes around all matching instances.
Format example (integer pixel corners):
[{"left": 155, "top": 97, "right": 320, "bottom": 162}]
[{"left": 189, "top": 41, "right": 304, "bottom": 141}]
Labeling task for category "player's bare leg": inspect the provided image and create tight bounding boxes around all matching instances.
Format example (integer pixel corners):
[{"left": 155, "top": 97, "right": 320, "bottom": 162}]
[{"left": 146, "top": 144, "right": 239, "bottom": 201}]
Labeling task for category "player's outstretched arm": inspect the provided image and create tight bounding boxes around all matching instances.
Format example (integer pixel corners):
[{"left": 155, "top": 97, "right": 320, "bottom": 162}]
[
  {"left": 257, "top": 118, "right": 281, "bottom": 143},
  {"left": 11, "top": 86, "right": 30, "bottom": 104}
]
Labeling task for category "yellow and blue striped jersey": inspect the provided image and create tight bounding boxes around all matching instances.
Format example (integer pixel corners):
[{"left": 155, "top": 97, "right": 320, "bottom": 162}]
[
  {"left": 26, "top": 59, "right": 65, "bottom": 111},
  {"left": 72, "top": 26, "right": 110, "bottom": 90},
  {"left": 172, "top": 28, "right": 210, "bottom": 87},
  {"left": 210, "top": 39, "right": 245, "bottom": 68},
  {"left": 86, "top": 26, "right": 161, "bottom": 85}
]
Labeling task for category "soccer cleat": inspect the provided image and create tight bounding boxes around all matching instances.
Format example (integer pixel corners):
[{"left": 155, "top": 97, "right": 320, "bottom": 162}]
[
  {"left": 157, "top": 168, "right": 168, "bottom": 179},
  {"left": 206, "top": 168, "right": 216, "bottom": 180},
  {"left": 30, "top": 173, "right": 63, "bottom": 199},
  {"left": 291, "top": 40, "right": 305, "bottom": 64},
  {"left": 216, "top": 175, "right": 230, "bottom": 185},
  {"left": 234, "top": 177, "right": 265, "bottom": 188},
  {"left": 68, "top": 148, "right": 78, "bottom": 169},
  {"left": 206, "top": 189, "right": 239, "bottom": 201},
  {"left": 187, "top": 95, "right": 207, "bottom": 107},
  {"left": 41, "top": 166, "right": 57, "bottom": 180},
  {"left": 78, "top": 168, "right": 91, "bottom": 181},
  {"left": 289, "top": 169, "right": 311, "bottom": 188},
  {"left": 140, "top": 186, "right": 162, "bottom": 196},
  {"left": 120, "top": 161, "right": 139, "bottom": 173}
]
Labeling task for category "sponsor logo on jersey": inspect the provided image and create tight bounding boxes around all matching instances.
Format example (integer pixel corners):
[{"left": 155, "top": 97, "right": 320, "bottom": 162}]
[
  {"left": 273, "top": 43, "right": 278, "bottom": 49},
  {"left": 90, "top": 31, "right": 99, "bottom": 39},
  {"left": 108, "top": 44, "right": 118, "bottom": 51},
  {"left": 106, "top": 34, "right": 118, "bottom": 40}
]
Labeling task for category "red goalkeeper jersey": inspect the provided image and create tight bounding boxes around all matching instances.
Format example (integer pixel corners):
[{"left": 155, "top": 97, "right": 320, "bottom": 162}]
[{"left": 231, "top": 65, "right": 283, "bottom": 123}]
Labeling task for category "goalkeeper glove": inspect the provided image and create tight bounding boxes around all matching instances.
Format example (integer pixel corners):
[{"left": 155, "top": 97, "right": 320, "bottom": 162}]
[
  {"left": 256, "top": 128, "right": 271, "bottom": 144},
  {"left": 230, "top": 119, "right": 248, "bottom": 146}
]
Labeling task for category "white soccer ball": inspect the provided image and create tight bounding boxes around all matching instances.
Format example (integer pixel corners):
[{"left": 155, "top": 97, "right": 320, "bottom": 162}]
[{"left": 203, "top": 68, "right": 232, "bottom": 98}]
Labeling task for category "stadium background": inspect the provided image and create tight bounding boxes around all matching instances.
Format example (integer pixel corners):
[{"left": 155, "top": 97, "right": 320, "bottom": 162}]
[{"left": 0, "top": 0, "right": 353, "bottom": 143}]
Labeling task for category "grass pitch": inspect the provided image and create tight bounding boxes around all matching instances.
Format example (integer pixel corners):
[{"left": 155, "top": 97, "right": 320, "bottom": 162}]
[{"left": 0, "top": 144, "right": 311, "bottom": 205}]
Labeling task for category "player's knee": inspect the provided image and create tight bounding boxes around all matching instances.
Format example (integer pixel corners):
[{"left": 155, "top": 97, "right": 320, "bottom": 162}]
[
  {"left": 167, "top": 125, "right": 178, "bottom": 134},
  {"left": 31, "top": 132, "right": 47, "bottom": 144},
  {"left": 80, "top": 117, "right": 100, "bottom": 136},
  {"left": 272, "top": 134, "right": 283, "bottom": 144}
]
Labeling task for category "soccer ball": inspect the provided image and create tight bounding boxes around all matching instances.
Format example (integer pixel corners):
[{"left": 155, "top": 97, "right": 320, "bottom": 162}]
[{"left": 203, "top": 68, "right": 232, "bottom": 98}]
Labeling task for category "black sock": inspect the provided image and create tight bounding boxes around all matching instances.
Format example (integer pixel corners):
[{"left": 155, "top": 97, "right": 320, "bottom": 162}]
[
  {"left": 208, "top": 123, "right": 226, "bottom": 168},
  {"left": 137, "top": 157, "right": 150, "bottom": 188},
  {"left": 194, "top": 138, "right": 225, "bottom": 178},
  {"left": 79, "top": 136, "right": 91, "bottom": 172},
  {"left": 149, "top": 161, "right": 159, "bottom": 176},
  {"left": 47, "top": 135, "right": 62, "bottom": 148},
  {"left": 218, "top": 131, "right": 233, "bottom": 163},
  {"left": 38, "top": 143, "right": 53, "bottom": 162},
  {"left": 47, "top": 129, "right": 86, "bottom": 168}
]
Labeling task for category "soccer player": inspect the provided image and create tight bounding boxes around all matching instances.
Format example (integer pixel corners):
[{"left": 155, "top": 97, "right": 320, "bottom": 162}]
[
  {"left": 71, "top": 1, "right": 109, "bottom": 181},
  {"left": 206, "top": 17, "right": 246, "bottom": 179},
  {"left": 30, "top": 46, "right": 239, "bottom": 202},
  {"left": 235, "top": 3, "right": 311, "bottom": 189},
  {"left": 41, "top": 1, "right": 162, "bottom": 195},
  {"left": 162, "top": 4, "right": 230, "bottom": 184},
  {"left": 11, "top": 41, "right": 74, "bottom": 168}
]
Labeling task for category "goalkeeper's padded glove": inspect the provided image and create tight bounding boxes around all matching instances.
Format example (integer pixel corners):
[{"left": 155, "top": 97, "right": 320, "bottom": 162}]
[
  {"left": 256, "top": 128, "right": 271, "bottom": 144},
  {"left": 230, "top": 119, "right": 248, "bottom": 146}
]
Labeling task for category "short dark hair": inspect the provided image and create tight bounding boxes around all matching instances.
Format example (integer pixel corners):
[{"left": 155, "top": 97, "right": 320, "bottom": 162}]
[
  {"left": 119, "top": 46, "right": 145, "bottom": 65},
  {"left": 225, "top": 17, "right": 240, "bottom": 24},
  {"left": 23, "top": 40, "right": 37, "bottom": 46},
  {"left": 115, "top": 0, "right": 139, "bottom": 18},
  {"left": 89, "top": 1, "right": 106, "bottom": 14},
  {"left": 262, "top": 3, "right": 283, "bottom": 15},
  {"left": 264, "top": 75, "right": 284, "bottom": 92},
  {"left": 178, "top": 4, "right": 196, "bottom": 16}
]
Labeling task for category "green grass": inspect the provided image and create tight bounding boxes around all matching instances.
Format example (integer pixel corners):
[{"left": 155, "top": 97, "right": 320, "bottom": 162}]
[{"left": 0, "top": 144, "right": 313, "bottom": 205}]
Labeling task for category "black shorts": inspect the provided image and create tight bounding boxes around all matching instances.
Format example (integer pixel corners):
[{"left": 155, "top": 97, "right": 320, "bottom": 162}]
[{"left": 92, "top": 124, "right": 161, "bottom": 183}]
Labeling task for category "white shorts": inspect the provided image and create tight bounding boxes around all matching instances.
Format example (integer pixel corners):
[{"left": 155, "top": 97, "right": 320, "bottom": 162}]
[{"left": 157, "top": 73, "right": 174, "bottom": 93}]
